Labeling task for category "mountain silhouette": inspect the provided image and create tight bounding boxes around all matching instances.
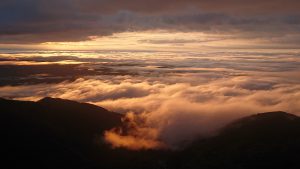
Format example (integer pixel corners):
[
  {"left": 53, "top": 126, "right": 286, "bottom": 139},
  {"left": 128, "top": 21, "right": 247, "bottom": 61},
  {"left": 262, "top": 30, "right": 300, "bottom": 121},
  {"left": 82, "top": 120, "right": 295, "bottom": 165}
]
[
  {"left": 174, "top": 111, "right": 300, "bottom": 169},
  {"left": 0, "top": 97, "right": 169, "bottom": 169},
  {"left": 1, "top": 98, "right": 300, "bottom": 169},
  {"left": 0, "top": 97, "right": 123, "bottom": 168}
]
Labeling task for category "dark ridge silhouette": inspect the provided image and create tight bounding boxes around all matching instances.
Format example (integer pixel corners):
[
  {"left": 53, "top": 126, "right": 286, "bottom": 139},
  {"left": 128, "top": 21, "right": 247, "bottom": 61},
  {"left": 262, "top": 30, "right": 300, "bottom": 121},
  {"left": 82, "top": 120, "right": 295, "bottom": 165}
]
[
  {"left": 1, "top": 98, "right": 300, "bottom": 169},
  {"left": 174, "top": 111, "right": 300, "bottom": 169},
  {"left": 0, "top": 97, "right": 122, "bottom": 168},
  {"left": 0, "top": 97, "right": 168, "bottom": 169}
]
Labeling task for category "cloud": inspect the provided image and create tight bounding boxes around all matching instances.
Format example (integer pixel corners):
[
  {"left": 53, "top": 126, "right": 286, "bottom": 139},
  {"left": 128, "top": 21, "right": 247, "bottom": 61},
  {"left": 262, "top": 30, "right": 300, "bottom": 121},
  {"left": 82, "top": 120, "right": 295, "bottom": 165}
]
[
  {"left": 138, "top": 37, "right": 228, "bottom": 45},
  {"left": 1, "top": 50, "right": 300, "bottom": 150},
  {"left": 104, "top": 131, "right": 165, "bottom": 150},
  {"left": 0, "top": 0, "right": 300, "bottom": 45},
  {"left": 103, "top": 113, "right": 166, "bottom": 150},
  {"left": 96, "top": 77, "right": 300, "bottom": 148},
  {"left": 1, "top": 73, "right": 300, "bottom": 149}
]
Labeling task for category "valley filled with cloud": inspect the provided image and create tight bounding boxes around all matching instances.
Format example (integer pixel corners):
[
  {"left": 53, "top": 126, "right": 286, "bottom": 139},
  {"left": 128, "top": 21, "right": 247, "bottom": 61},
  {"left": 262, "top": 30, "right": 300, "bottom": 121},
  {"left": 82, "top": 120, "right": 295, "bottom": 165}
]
[{"left": 1, "top": 50, "right": 299, "bottom": 149}]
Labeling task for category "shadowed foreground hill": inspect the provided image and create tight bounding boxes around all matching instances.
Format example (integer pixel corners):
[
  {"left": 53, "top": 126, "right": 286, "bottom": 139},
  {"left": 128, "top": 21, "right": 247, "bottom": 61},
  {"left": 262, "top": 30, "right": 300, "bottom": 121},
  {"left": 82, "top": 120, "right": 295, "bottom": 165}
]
[
  {"left": 175, "top": 111, "right": 300, "bottom": 169},
  {"left": 0, "top": 97, "right": 168, "bottom": 169},
  {"left": 0, "top": 97, "right": 123, "bottom": 168},
  {"left": 1, "top": 98, "right": 300, "bottom": 169}
]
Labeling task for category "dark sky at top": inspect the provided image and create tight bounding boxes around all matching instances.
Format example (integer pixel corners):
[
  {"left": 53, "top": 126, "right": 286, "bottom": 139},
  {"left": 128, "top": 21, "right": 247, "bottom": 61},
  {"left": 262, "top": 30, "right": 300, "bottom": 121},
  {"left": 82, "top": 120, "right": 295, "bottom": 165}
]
[{"left": 0, "top": 0, "right": 300, "bottom": 45}]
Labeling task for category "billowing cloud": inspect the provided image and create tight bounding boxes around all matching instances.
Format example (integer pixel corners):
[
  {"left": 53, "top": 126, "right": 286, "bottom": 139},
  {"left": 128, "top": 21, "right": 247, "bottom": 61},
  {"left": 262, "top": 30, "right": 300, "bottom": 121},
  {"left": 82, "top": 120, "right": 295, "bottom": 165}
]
[
  {"left": 104, "top": 131, "right": 164, "bottom": 150},
  {"left": 1, "top": 74, "right": 300, "bottom": 149},
  {"left": 1, "top": 50, "right": 300, "bottom": 149},
  {"left": 97, "top": 77, "right": 300, "bottom": 148},
  {"left": 104, "top": 114, "right": 166, "bottom": 150}
]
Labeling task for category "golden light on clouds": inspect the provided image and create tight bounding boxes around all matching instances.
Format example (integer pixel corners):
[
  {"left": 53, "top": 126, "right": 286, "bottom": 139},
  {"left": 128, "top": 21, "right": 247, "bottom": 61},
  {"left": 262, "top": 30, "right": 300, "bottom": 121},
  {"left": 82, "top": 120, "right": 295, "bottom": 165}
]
[
  {"left": 1, "top": 30, "right": 298, "bottom": 51},
  {"left": 34, "top": 31, "right": 262, "bottom": 51}
]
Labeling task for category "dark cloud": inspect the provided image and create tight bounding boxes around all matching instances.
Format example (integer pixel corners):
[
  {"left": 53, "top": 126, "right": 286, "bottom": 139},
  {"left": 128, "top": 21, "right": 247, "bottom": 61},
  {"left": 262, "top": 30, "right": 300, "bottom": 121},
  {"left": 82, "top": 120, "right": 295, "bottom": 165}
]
[
  {"left": 138, "top": 37, "right": 228, "bottom": 45},
  {"left": 0, "top": 64, "right": 93, "bottom": 86},
  {"left": 73, "top": 0, "right": 300, "bottom": 15},
  {"left": 0, "top": 0, "right": 300, "bottom": 44},
  {"left": 1, "top": 50, "right": 299, "bottom": 86}
]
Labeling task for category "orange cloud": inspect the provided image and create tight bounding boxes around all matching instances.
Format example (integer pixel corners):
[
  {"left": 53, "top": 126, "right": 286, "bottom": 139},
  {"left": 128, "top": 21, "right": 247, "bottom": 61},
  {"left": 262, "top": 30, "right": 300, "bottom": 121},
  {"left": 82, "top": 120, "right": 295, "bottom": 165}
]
[{"left": 104, "top": 130, "right": 166, "bottom": 150}]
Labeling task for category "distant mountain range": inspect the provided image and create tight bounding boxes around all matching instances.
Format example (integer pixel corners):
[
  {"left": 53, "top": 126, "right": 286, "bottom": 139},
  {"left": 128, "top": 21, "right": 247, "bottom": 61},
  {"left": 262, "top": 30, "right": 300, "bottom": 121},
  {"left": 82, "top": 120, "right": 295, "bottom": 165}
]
[{"left": 1, "top": 97, "right": 300, "bottom": 169}]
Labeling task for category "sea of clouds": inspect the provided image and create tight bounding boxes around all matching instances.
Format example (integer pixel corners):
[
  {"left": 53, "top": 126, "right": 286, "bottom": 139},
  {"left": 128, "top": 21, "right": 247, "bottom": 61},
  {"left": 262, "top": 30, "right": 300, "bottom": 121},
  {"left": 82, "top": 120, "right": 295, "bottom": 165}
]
[{"left": 1, "top": 50, "right": 300, "bottom": 149}]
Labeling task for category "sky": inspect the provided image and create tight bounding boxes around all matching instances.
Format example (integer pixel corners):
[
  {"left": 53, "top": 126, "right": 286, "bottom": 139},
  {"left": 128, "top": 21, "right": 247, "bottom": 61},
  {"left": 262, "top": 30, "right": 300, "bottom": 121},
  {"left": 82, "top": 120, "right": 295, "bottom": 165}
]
[
  {"left": 1, "top": 0, "right": 300, "bottom": 150},
  {"left": 1, "top": 0, "right": 300, "bottom": 49}
]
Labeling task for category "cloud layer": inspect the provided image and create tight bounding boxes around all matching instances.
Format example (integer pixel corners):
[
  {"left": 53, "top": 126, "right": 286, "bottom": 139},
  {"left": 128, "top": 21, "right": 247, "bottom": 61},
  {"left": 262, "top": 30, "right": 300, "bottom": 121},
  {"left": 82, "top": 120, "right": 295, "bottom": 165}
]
[
  {"left": 0, "top": 0, "right": 300, "bottom": 46},
  {"left": 1, "top": 50, "right": 300, "bottom": 149},
  {"left": 1, "top": 74, "right": 300, "bottom": 149}
]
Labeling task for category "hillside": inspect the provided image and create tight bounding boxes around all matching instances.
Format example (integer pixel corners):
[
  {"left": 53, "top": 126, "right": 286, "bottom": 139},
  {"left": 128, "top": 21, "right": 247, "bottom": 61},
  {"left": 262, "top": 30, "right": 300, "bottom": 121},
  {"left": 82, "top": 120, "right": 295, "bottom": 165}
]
[
  {"left": 175, "top": 111, "right": 300, "bottom": 169},
  {"left": 1, "top": 98, "right": 300, "bottom": 169}
]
